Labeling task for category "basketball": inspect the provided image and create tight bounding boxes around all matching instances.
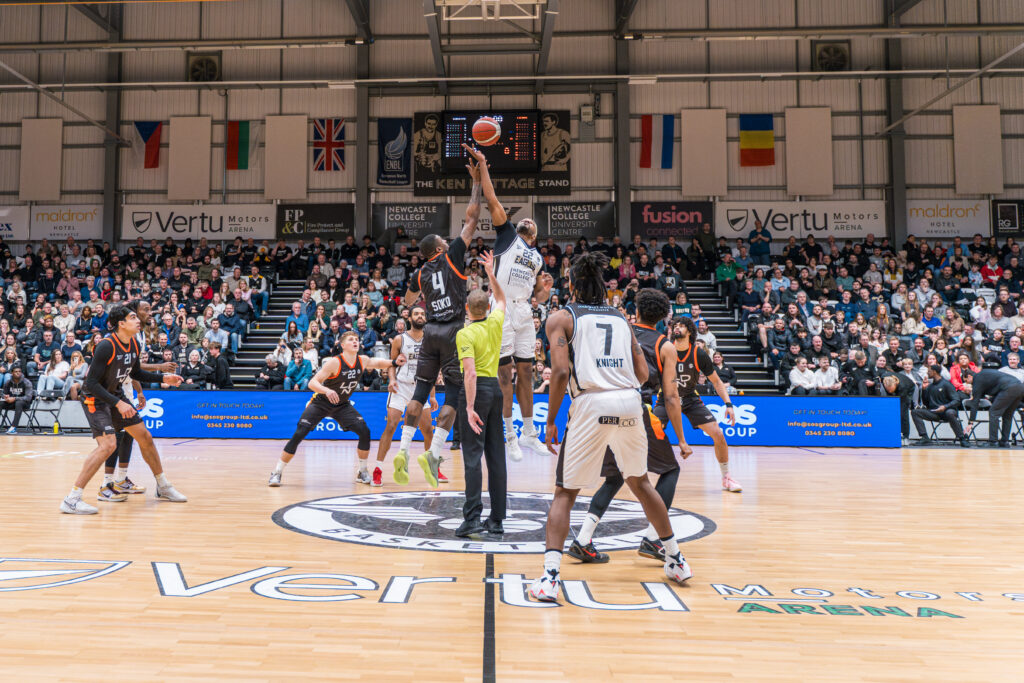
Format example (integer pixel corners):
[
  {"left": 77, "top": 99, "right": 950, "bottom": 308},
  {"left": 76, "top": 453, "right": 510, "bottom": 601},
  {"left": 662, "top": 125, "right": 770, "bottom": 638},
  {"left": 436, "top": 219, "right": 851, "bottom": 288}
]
[{"left": 472, "top": 116, "right": 501, "bottom": 146}]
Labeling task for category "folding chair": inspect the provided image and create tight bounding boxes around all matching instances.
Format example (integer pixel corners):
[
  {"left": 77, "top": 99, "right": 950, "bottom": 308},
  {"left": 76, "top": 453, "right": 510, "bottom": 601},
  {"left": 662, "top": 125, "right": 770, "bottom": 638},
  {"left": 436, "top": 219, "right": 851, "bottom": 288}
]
[
  {"left": 962, "top": 398, "right": 992, "bottom": 444},
  {"left": 1012, "top": 408, "right": 1024, "bottom": 446},
  {"left": 29, "top": 381, "right": 71, "bottom": 434}
]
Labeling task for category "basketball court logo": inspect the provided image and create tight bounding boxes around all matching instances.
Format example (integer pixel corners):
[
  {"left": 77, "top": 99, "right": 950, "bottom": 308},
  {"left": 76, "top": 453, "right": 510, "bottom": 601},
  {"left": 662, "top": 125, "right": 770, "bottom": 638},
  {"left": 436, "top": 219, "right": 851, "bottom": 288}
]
[
  {"left": 0, "top": 558, "right": 130, "bottom": 592},
  {"left": 273, "top": 491, "right": 716, "bottom": 554}
]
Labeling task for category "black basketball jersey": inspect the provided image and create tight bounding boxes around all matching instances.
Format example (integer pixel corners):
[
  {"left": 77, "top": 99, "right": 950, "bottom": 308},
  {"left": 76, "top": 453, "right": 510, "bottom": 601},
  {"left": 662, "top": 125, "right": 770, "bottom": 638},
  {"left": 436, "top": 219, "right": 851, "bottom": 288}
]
[
  {"left": 411, "top": 238, "right": 467, "bottom": 323},
  {"left": 82, "top": 335, "right": 139, "bottom": 400},
  {"left": 672, "top": 343, "right": 715, "bottom": 398},
  {"left": 313, "top": 354, "right": 364, "bottom": 405},
  {"left": 632, "top": 323, "right": 670, "bottom": 402}
]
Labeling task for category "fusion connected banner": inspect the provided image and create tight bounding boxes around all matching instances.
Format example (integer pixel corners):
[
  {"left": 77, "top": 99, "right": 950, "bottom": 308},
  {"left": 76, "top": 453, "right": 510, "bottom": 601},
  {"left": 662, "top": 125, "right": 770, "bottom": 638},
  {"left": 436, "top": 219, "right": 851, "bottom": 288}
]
[
  {"left": 139, "top": 391, "right": 900, "bottom": 448},
  {"left": 630, "top": 201, "right": 712, "bottom": 240}
]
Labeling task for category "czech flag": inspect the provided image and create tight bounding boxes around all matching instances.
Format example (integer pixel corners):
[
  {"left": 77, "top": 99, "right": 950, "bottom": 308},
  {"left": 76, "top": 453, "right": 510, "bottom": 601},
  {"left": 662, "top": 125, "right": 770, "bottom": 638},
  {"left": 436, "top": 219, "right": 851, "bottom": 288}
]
[
  {"left": 739, "top": 114, "right": 775, "bottom": 167},
  {"left": 132, "top": 121, "right": 162, "bottom": 169},
  {"left": 639, "top": 114, "right": 674, "bottom": 169}
]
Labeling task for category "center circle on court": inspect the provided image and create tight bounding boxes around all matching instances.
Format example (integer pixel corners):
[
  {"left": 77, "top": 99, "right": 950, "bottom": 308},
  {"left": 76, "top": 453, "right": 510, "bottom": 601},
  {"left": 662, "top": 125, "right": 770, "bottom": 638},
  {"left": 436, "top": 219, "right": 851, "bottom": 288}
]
[{"left": 272, "top": 491, "right": 717, "bottom": 554}]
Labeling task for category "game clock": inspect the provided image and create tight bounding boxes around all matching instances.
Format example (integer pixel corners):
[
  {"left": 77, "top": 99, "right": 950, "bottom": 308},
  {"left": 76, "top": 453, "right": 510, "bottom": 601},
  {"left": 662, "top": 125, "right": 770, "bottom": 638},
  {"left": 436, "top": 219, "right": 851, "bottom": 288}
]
[{"left": 441, "top": 110, "right": 540, "bottom": 173}]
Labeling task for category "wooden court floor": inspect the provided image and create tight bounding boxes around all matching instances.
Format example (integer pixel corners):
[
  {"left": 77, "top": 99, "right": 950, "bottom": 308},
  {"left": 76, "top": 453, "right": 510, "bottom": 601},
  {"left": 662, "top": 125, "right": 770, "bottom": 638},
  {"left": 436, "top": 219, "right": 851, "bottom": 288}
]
[{"left": 1, "top": 435, "right": 1023, "bottom": 681}]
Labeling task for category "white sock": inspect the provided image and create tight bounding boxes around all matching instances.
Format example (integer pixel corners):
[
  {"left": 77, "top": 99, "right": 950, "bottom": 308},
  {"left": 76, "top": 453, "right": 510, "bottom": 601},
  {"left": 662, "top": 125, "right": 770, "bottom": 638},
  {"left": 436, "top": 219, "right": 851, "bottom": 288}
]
[
  {"left": 577, "top": 513, "right": 600, "bottom": 545},
  {"left": 274, "top": 459, "right": 287, "bottom": 474},
  {"left": 68, "top": 486, "right": 83, "bottom": 501},
  {"left": 358, "top": 457, "right": 368, "bottom": 473},
  {"left": 115, "top": 466, "right": 127, "bottom": 482},
  {"left": 431, "top": 427, "right": 449, "bottom": 454},
  {"left": 155, "top": 473, "right": 169, "bottom": 488},
  {"left": 719, "top": 461, "right": 729, "bottom": 476},
  {"left": 399, "top": 425, "right": 417, "bottom": 452},
  {"left": 503, "top": 417, "right": 516, "bottom": 439},
  {"left": 544, "top": 549, "right": 562, "bottom": 574},
  {"left": 643, "top": 523, "right": 658, "bottom": 541},
  {"left": 103, "top": 473, "right": 113, "bottom": 486},
  {"left": 661, "top": 535, "right": 681, "bottom": 561},
  {"left": 521, "top": 416, "right": 537, "bottom": 438}
]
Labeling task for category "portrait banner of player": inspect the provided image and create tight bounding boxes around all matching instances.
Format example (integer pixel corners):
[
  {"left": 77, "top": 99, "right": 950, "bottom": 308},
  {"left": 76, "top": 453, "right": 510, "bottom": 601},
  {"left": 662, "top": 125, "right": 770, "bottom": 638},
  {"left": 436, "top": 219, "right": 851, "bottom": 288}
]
[{"left": 377, "top": 118, "right": 412, "bottom": 186}]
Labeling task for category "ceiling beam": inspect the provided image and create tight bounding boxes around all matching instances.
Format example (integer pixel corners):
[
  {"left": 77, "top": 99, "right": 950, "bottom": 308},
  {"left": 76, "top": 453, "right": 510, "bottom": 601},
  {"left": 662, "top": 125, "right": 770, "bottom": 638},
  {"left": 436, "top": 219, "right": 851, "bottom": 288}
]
[
  {"left": 535, "top": 0, "right": 558, "bottom": 75},
  {"left": 892, "top": 0, "right": 927, "bottom": 18},
  {"left": 422, "top": 0, "right": 447, "bottom": 95},
  {"left": 343, "top": 0, "right": 372, "bottom": 43},
  {"left": 72, "top": 4, "right": 115, "bottom": 34},
  {"left": 615, "top": 0, "right": 640, "bottom": 36},
  {"left": 443, "top": 43, "right": 539, "bottom": 54}
]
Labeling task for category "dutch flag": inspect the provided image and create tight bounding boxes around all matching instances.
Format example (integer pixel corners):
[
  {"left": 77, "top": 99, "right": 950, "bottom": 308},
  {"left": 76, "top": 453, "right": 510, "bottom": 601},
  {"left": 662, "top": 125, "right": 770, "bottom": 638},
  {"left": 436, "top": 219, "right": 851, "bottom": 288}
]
[{"left": 639, "top": 114, "right": 674, "bottom": 169}]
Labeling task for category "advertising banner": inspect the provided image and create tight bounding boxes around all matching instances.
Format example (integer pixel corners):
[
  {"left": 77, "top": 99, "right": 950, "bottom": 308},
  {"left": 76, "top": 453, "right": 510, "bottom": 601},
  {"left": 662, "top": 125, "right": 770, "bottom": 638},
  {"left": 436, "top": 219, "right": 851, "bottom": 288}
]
[
  {"left": 0, "top": 205, "right": 30, "bottom": 241},
  {"left": 139, "top": 391, "right": 900, "bottom": 448},
  {"left": 29, "top": 204, "right": 103, "bottom": 241},
  {"left": 906, "top": 200, "right": 990, "bottom": 239},
  {"left": 412, "top": 110, "right": 571, "bottom": 196},
  {"left": 121, "top": 204, "right": 275, "bottom": 240},
  {"left": 371, "top": 203, "right": 450, "bottom": 241},
  {"left": 535, "top": 202, "right": 615, "bottom": 240},
  {"left": 276, "top": 203, "right": 355, "bottom": 241},
  {"left": 992, "top": 199, "right": 1024, "bottom": 237},
  {"left": 716, "top": 201, "right": 886, "bottom": 240},
  {"left": 451, "top": 200, "right": 533, "bottom": 242},
  {"left": 630, "top": 201, "right": 712, "bottom": 240},
  {"left": 376, "top": 118, "right": 412, "bottom": 186}
]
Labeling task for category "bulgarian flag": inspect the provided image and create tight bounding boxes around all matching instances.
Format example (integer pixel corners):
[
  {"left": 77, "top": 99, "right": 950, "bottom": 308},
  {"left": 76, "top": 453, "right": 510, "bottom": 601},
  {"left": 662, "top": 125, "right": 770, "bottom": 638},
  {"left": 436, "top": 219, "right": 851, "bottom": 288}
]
[
  {"left": 226, "top": 120, "right": 259, "bottom": 170},
  {"left": 739, "top": 114, "right": 775, "bottom": 167}
]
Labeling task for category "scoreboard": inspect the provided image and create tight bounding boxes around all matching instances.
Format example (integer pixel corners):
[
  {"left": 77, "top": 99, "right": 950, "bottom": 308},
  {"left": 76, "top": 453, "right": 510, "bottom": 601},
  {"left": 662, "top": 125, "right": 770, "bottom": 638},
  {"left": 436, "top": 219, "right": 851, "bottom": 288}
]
[{"left": 442, "top": 110, "right": 540, "bottom": 173}]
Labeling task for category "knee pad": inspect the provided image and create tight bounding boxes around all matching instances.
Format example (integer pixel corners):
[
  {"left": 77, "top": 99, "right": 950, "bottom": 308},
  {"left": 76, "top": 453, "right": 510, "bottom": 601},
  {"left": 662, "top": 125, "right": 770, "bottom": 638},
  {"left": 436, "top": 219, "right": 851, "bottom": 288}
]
[
  {"left": 411, "top": 379, "right": 433, "bottom": 405},
  {"left": 443, "top": 386, "right": 461, "bottom": 411},
  {"left": 354, "top": 421, "right": 372, "bottom": 451}
]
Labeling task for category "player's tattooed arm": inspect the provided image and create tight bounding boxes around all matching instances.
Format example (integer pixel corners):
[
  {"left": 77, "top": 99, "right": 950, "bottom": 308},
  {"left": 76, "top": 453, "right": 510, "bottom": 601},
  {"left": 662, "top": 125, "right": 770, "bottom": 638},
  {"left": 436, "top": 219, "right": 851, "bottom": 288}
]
[{"left": 462, "top": 143, "right": 507, "bottom": 226}]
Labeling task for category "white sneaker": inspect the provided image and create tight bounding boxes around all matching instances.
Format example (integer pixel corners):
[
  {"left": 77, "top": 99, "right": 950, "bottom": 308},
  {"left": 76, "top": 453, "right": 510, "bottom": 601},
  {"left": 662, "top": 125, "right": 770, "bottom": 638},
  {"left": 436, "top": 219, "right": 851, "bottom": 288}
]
[
  {"left": 505, "top": 434, "right": 523, "bottom": 462},
  {"left": 355, "top": 469, "right": 372, "bottom": 485},
  {"left": 60, "top": 497, "right": 98, "bottom": 515},
  {"left": 529, "top": 570, "right": 561, "bottom": 602},
  {"left": 664, "top": 556, "right": 693, "bottom": 583},
  {"left": 268, "top": 471, "right": 282, "bottom": 487},
  {"left": 722, "top": 474, "right": 742, "bottom": 492},
  {"left": 156, "top": 484, "right": 188, "bottom": 502},
  {"left": 519, "top": 433, "right": 548, "bottom": 457}
]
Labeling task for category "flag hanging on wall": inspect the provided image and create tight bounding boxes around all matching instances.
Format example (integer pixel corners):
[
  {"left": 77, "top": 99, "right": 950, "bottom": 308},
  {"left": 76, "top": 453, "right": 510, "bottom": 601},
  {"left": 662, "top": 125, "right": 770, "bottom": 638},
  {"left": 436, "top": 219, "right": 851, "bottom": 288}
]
[
  {"left": 739, "top": 114, "right": 775, "bottom": 167},
  {"left": 226, "top": 120, "right": 260, "bottom": 170},
  {"left": 132, "top": 121, "right": 162, "bottom": 169},
  {"left": 639, "top": 114, "right": 674, "bottom": 169},
  {"left": 312, "top": 118, "right": 345, "bottom": 171}
]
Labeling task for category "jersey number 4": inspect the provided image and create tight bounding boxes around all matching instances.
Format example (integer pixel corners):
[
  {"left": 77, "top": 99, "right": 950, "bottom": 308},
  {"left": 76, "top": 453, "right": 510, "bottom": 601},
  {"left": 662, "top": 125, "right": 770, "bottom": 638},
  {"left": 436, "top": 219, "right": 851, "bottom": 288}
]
[{"left": 431, "top": 271, "right": 446, "bottom": 296}]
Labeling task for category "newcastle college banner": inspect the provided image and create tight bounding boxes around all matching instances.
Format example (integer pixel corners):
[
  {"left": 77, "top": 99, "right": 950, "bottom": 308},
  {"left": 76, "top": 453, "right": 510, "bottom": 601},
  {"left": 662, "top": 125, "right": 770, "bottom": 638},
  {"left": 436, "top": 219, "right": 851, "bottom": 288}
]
[
  {"left": 376, "top": 118, "right": 412, "bottom": 186},
  {"left": 276, "top": 203, "right": 355, "bottom": 241},
  {"left": 371, "top": 203, "right": 450, "bottom": 241},
  {"left": 535, "top": 202, "right": 615, "bottom": 240}
]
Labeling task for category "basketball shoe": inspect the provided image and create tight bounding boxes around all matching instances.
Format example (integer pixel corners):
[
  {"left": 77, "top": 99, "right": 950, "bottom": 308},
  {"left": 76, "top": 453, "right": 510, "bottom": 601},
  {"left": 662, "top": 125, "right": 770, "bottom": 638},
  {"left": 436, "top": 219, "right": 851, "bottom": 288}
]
[
  {"left": 722, "top": 474, "right": 742, "bottom": 492},
  {"left": 156, "top": 484, "right": 187, "bottom": 502},
  {"left": 356, "top": 469, "right": 372, "bottom": 485},
  {"left": 519, "top": 433, "right": 547, "bottom": 456},
  {"left": 637, "top": 537, "right": 665, "bottom": 561},
  {"left": 529, "top": 569, "right": 561, "bottom": 602},
  {"left": 567, "top": 540, "right": 609, "bottom": 563},
  {"left": 372, "top": 467, "right": 383, "bottom": 487},
  {"left": 437, "top": 467, "right": 449, "bottom": 484},
  {"left": 505, "top": 434, "right": 523, "bottom": 462},
  {"left": 418, "top": 451, "right": 441, "bottom": 489},
  {"left": 268, "top": 471, "right": 282, "bottom": 487},
  {"left": 664, "top": 554, "right": 693, "bottom": 583},
  {"left": 60, "top": 496, "right": 98, "bottom": 515},
  {"left": 393, "top": 449, "right": 410, "bottom": 485},
  {"left": 97, "top": 483, "right": 128, "bottom": 503},
  {"left": 112, "top": 476, "right": 145, "bottom": 494}
]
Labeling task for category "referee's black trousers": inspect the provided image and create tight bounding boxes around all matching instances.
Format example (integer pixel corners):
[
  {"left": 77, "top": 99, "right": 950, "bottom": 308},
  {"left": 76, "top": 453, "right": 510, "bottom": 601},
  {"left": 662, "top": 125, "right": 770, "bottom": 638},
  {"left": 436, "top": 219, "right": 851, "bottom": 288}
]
[{"left": 459, "top": 377, "right": 507, "bottom": 524}]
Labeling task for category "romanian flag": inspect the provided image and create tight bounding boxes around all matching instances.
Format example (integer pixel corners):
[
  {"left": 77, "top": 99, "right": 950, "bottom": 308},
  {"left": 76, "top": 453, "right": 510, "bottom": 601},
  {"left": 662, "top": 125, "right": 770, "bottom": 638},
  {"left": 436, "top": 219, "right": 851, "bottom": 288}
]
[
  {"left": 739, "top": 114, "right": 775, "bottom": 167},
  {"left": 226, "top": 120, "right": 256, "bottom": 170}
]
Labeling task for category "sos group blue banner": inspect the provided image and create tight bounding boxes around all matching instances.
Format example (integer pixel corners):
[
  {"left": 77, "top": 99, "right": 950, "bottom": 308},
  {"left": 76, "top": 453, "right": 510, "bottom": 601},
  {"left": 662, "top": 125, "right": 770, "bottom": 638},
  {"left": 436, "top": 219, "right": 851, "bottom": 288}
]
[
  {"left": 139, "top": 391, "right": 899, "bottom": 448},
  {"left": 377, "top": 118, "right": 412, "bottom": 186}
]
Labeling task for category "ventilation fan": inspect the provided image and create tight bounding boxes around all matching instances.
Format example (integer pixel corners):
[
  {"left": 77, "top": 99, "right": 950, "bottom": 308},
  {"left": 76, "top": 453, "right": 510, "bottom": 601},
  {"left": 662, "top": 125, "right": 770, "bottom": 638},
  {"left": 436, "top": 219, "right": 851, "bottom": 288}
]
[
  {"left": 186, "top": 53, "right": 222, "bottom": 82},
  {"left": 811, "top": 41, "right": 851, "bottom": 72}
]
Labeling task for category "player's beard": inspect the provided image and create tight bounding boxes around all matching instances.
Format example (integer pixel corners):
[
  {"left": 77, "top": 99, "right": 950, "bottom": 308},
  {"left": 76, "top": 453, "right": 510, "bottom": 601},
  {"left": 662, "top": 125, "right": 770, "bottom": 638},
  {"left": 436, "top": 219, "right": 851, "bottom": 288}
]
[{"left": 411, "top": 319, "right": 425, "bottom": 330}]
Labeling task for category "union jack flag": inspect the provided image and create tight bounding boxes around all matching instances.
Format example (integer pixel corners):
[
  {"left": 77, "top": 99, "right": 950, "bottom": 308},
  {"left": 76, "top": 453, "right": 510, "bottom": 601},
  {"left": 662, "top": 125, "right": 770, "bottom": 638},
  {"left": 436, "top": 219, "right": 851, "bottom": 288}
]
[{"left": 312, "top": 117, "right": 345, "bottom": 171}]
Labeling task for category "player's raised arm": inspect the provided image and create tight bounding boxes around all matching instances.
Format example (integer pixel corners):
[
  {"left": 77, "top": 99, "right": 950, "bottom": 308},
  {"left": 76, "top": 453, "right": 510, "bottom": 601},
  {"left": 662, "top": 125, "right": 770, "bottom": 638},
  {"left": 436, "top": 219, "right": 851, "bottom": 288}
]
[
  {"left": 630, "top": 328, "right": 650, "bottom": 386},
  {"left": 460, "top": 156, "right": 482, "bottom": 246},
  {"left": 481, "top": 251, "right": 505, "bottom": 312},
  {"left": 405, "top": 270, "right": 423, "bottom": 308},
  {"left": 309, "top": 356, "right": 341, "bottom": 404},
  {"left": 544, "top": 309, "right": 573, "bottom": 454},
  {"left": 463, "top": 143, "right": 506, "bottom": 226}
]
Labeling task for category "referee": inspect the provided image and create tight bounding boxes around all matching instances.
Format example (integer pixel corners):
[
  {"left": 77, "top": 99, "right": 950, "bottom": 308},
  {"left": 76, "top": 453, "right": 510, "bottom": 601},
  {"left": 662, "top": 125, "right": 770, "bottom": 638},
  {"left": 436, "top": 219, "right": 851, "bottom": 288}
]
[{"left": 455, "top": 250, "right": 507, "bottom": 537}]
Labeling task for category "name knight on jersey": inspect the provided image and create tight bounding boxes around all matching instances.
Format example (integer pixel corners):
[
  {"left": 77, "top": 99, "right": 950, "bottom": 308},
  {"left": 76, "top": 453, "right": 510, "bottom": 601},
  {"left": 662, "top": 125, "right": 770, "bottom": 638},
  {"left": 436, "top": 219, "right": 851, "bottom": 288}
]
[{"left": 596, "top": 358, "right": 624, "bottom": 368}]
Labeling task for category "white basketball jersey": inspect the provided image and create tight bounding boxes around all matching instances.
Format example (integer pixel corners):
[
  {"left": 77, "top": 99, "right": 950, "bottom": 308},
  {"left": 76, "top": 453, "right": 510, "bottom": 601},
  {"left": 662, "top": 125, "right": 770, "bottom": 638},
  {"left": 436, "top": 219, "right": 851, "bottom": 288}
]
[
  {"left": 123, "top": 331, "right": 147, "bottom": 402},
  {"left": 397, "top": 331, "right": 422, "bottom": 384},
  {"left": 494, "top": 236, "right": 542, "bottom": 301},
  {"left": 566, "top": 303, "right": 639, "bottom": 398}
]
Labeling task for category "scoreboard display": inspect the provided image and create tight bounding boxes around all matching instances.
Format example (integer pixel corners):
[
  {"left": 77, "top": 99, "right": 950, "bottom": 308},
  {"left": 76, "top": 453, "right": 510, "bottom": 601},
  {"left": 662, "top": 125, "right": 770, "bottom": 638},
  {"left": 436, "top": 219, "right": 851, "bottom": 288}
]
[{"left": 442, "top": 110, "right": 540, "bottom": 173}]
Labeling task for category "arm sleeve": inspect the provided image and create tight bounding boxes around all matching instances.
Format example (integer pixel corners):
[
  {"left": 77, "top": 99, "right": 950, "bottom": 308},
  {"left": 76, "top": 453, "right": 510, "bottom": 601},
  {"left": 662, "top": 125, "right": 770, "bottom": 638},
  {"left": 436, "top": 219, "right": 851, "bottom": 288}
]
[
  {"left": 448, "top": 237, "right": 467, "bottom": 272},
  {"left": 492, "top": 221, "right": 516, "bottom": 255},
  {"left": 83, "top": 340, "right": 122, "bottom": 407},
  {"left": 695, "top": 348, "right": 716, "bottom": 376}
]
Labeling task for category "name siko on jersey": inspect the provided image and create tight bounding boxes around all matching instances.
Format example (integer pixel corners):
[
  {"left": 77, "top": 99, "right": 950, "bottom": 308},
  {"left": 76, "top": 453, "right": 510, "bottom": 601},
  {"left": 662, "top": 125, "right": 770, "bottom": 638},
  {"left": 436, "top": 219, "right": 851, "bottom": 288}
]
[{"left": 596, "top": 357, "right": 624, "bottom": 368}]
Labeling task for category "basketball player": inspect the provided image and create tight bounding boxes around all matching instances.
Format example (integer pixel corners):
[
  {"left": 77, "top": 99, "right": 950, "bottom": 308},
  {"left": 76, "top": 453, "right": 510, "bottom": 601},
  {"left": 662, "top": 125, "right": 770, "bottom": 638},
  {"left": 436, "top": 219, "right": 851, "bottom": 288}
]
[
  {"left": 372, "top": 305, "right": 441, "bottom": 487},
  {"left": 98, "top": 298, "right": 176, "bottom": 503},
  {"left": 540, "top": 113, "right": 570, "bottom": 171},
  {"left": 393, "top": 156, "right": 480, "bottom": 488},
  {"left": 464, "top": 145, "right": 554, "bottom": 460},
  {"left": 269, "top": 331, "right": 405, "bottom": 486},
  {"left": 567, "top": 288, "right": 692, "bottom": 564},
  {"left": 413, "top": 113, "right": 442, "bottom": 172},
  {"left": 530, "top": 253, "right": 692, "bottom": 603},
  {"left": 669, "top": 316, "right": 742, "bottom": 492},
  {"left": 61, "top": 305, "right": 187, "bottom": 515}
]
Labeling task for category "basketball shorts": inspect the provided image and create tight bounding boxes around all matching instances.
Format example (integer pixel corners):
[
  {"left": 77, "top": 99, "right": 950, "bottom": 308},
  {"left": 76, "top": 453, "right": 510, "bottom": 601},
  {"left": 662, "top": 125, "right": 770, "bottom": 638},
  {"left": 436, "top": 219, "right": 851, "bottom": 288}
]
[
  {"left": 299, "top": 398, "right": 367, "bottom": 433},
  {"left": 81, "top": 396, "right": 144, "bottom": 439},
  {"left": 556, "top": 389, "right": 647, "bottom": 490},
  {"left": 386, "top": 380, "right": 416, "bottom": 415},
  {"left": 600, "top": 402, "right": 677, "bottom": 478},
  {"left": 416, "top": 319, "right": 464, "bottom": 387},
  {"left": 500, "top": 300, "right": 536, "bottom": 361},
  {"left": 681, "top": 395, "right": 716, "bottom": 428}
]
